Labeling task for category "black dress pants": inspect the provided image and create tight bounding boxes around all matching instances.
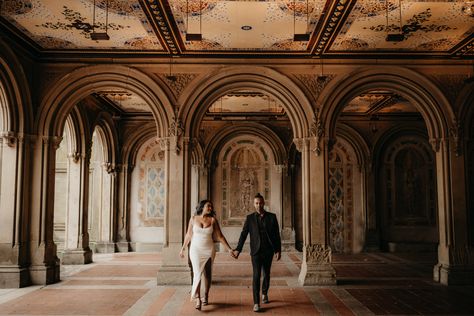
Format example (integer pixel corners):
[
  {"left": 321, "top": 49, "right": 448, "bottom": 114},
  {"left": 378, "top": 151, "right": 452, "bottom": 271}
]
[{"left": 251, "top": 251, "right": 273, "bottom": 304}]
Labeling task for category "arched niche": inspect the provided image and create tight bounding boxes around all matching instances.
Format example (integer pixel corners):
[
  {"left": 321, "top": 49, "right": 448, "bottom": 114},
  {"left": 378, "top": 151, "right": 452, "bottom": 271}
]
[{"left": 129, "top": 137, "right": 166, "bottom": 251}]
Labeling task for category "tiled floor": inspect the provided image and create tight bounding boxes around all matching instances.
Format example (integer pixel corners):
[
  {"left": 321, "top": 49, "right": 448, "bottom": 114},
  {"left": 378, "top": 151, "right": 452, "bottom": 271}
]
[{"left": 0, "top": 251, "right": 473, "bottom": 315}]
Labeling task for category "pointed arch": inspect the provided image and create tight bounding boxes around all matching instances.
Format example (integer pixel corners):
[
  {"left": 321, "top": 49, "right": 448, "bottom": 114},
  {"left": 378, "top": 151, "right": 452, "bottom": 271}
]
[{"left": 180, "top": 66, "right": 313, "bottom": 139}]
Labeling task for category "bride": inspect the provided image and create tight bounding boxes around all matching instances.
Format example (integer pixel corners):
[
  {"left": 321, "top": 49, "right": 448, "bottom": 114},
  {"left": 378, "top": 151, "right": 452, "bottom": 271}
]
[{"left": 179, "top": 200, "right": 234, "bottom": 310}]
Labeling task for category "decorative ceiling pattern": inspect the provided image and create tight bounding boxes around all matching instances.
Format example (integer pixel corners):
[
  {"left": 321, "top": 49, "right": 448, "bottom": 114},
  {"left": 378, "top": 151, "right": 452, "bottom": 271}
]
[
  {"left": 330, "top": 0, "right": 474, "bottom": 54},
  {"left": 168, "top": 0, "right": 324, "bottom": 51},
  {"left": 0, "top": 0, "right": 472, "bottom": 56},
  {"left": 1, "top": 0, "right": 164, "bottom": 50},
  {"left": 208, "top": 90, "right": 285, "bottom": 114}
]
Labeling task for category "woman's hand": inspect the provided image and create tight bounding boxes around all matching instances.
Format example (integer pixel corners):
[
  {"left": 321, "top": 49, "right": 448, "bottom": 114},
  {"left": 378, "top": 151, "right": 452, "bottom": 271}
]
[{"left": 179, "top": 248, "right": 185, "bottom": 258}]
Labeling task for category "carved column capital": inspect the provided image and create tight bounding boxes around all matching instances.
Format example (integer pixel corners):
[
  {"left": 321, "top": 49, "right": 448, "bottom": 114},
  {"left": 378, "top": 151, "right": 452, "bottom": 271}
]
[
  {"left": 42, "top": 135, "right": 63, "bottom": 149},
  {"left": 310, "top": 113, "right": 325, "bottom": 156},
  {"left": 429, "top": 138, "right": 441, "bottom": 152}
]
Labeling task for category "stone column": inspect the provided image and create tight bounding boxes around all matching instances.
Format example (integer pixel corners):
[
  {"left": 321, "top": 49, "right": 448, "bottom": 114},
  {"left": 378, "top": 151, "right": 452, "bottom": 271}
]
[
  {"left": 277, "top": 164, "right": 295, "bottom": 251},
  {"left": 0, "top": 133, "right": 30, "bottom": 288},
  {"left": 93, "top": 162, "right": 116, "bottom": 253},
  {"left": 115, "top": 163, "right": 134, "bottom": 252},
  {"left": 432, "top": 136, "right": 474, "bottom": 285},
  {"left": 29, "top": 136, "right": 61, "bottom": 284},
  {"left": 296, "top": 137, "right": 336, "bottom": 285},
  {"left": 364, "top": 158, "right": 379, "bottom": 251},
  {"left": 61, "top": 149, "right": 93, "bottom": 265},
  {"left": 156, "top": 133, "right": 192, "bottom": 285}
]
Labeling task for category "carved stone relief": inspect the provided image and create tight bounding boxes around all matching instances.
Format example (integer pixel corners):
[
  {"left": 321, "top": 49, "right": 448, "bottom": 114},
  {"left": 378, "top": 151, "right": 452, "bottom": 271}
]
[
  {"left": 159, "top": 73, "right": 198, "bottom": 98},
  {"left": 220, "top": 139, "right": 271, "bottom": 226},
  {"left": 295, "top": 74, "right": 335, "bottom": 100}
]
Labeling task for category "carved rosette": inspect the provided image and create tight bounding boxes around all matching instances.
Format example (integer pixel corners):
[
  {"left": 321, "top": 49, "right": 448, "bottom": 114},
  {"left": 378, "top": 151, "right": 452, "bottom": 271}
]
[
  {"left": 305, "top": 244, "right": 332, "bottom": 264},
  {"left": 449, "top": 119, "right": 463, "bottom": 157}
]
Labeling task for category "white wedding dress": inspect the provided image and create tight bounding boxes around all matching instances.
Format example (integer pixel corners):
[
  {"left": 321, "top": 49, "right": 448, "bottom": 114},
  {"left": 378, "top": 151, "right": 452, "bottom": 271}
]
[{"left": 189, "top": 222, "right": 215, "bottom": 299}]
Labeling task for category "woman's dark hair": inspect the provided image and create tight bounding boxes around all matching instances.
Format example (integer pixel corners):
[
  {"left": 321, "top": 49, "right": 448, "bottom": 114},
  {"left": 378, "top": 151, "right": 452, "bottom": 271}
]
[{"left": 195, "top": 199, "right": 215, "bottom": 216}]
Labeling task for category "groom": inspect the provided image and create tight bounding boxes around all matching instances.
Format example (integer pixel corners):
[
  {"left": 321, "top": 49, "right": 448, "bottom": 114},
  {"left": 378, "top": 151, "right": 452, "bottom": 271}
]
[{"left": 233, "top": 193, "right": 281, "bottom": 312}]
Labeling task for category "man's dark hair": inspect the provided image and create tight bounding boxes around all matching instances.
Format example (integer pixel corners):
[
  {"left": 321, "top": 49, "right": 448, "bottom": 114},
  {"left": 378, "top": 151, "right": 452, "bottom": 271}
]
[{"left": 254, "top": 193, "right": 264, "bottom": 200}]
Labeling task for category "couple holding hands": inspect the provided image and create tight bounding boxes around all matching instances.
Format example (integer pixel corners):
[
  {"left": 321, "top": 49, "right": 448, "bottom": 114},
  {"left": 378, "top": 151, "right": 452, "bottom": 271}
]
[{"left": 179, "top": 193, "right": 281, "bottom": 312}]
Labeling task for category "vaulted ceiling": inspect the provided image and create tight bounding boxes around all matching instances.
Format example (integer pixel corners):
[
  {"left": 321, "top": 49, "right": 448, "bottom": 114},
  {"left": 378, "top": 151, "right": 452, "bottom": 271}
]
[{"left": 1, "top": 0, "right": 473, "bottom": 58}]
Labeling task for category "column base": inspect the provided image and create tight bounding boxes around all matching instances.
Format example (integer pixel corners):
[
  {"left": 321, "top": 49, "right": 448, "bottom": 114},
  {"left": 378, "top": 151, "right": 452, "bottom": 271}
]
[
  {"left": 91, "top": 242, "right": 116, "bottom": 253},
  {"left": 30, "top": 262, "right": 60, "bottom": 285},
  {"left": 61, "top": 248, "right": 93, "bottom": 265},
  {"left": 434, "top": 263, "right": 474, "bottom": 285},
  {"left": 115, "top": 242, "right": 131, "bottom": 252},
  {"left": 298, "top": 261, "right": 337, "bottom": 285},
  {"left": 0, "top": 266, "right": 30, "bottom": 288}
]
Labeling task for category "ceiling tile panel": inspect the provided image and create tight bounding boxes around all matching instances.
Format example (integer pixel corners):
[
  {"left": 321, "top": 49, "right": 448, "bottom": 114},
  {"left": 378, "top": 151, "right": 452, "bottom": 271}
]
[
  {"left": 1, "top": 0, "right": 164, "bottom": 50},
  {"left": 329, "top": 0, "right": 473, "bottom": 54}
]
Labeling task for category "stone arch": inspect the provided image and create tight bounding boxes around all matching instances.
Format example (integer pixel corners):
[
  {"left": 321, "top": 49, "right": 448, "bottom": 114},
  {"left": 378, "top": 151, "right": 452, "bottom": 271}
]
[
  {"left": 181, "top": 66, "right": 313, "bottom": 139},
  {"left": 335, "top": 123, "right": 370, "bottom": 169},
  {"left": 204, "top": 123, "right": 287, "bottom": 167},
  {"left": 92, "top": 112, "right": 119, "bottom": 168},
  {"left": 37, "top": 65, "right": 172, "bottom": 138},
  {"left": 321, "top": 66, "right": 452, "bottom": 142},
  {"left": 122, "top": 122, "right": 158, "bottom": 168},
  {"left": 0, "top": 40, "right": 32, "bottom": 134},
  {"left": 373, "top": 126, "right": 437, "bottom": 251}
]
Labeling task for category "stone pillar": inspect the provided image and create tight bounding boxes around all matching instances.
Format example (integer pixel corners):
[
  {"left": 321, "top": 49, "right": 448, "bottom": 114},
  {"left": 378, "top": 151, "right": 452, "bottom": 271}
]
[
  {"left": 61, "top": 149, "right": 93, "bottom": 265},
  {"left": 296, "top": 137, "right": 336, "bottom": 285},
  {"left": 93, "top": 163, "right": 116, "bottom": 253},
  {"left": 156, "top": 133, "right": 192, "bottom": 285},
  {"left": 277, "top": 164, "right": 295, "bottom": 251},
  {"left": 29, "top": 136, "right": 61, "bottom": 285},
  {"left": 115, "top": 163, "right": 133, "bottom": 252},
  {"left": 364, "top": 158, "right": 379, "bottom": 251},
  {"left": 0, "top": 133, "right": 30, "bottom": 288},
  {"left": 199, "top": 163, "right": 210, "bottom": 201},
  {"left": 432, "top": 136, "right": 474, "bottom": 285}
]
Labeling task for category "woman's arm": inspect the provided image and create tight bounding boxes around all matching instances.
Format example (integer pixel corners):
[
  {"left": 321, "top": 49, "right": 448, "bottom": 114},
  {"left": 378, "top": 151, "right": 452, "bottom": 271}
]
[
  {"left": 179, "top": 217, "right": 194, "bottom": 258},
  {"left": 212, "top": 218, "right": 233, "bottom": 252}
]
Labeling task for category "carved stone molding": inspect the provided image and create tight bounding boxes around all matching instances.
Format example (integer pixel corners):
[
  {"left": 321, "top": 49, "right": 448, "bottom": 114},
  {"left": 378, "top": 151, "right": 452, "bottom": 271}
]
[
  {"left": 161, "top": 73, "right": 198, "bottom": 98},
  {"left": 67, "top": 151, "right": 81, "bottom": 163},
  {"left": 168, "top": 116, "right": 184, "bottom": 137},
  {"left": 450, "top": 119, "right": 463, "bottom": 157},
  {"left": 296, "top": 74, "right": 335, "bottom": 99},
  {"left": 102, "top": 162, "right": 119, "bottom": 174},
  {"left": 310, "top": 113, "right": 325, "bottom": 156},
  {"left": 42, "top": 136, "right": 63, "bottom": 149},
  {"left": 429, "top": 138, "right": 441, "bottom": 152},
  {"left": 0, "top": 131, "right": 19, "bottom": 147},
  {"left": 305, "top": 244, "right": 332, "bottom": 264}
]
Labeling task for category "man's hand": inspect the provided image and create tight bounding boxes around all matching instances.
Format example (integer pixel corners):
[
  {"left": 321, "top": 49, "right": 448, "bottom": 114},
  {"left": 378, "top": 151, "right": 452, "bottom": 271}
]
[
  {"left": 275, "top": 252, "right": 281, "bottom": 261},
  {"left": 232, "top": 250, "right": 240, "bottom": 259}
]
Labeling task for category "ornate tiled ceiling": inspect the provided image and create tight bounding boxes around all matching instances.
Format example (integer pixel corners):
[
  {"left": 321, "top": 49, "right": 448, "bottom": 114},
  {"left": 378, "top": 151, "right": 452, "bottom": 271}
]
[
  {"left": 343, "top": 90, "right": 417, "bottom": 114},
  {"left": 96, "top": 90, "right": 151, "bottom": 112},
  {"left": 0, "top": 0, "right": 472, "bottom": 57}
]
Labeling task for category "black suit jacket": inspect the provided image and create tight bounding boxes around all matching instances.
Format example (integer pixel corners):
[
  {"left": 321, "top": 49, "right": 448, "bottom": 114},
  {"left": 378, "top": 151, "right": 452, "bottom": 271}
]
[{"left": 236, "top": 211, "right": 281, "bottom": 256}]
